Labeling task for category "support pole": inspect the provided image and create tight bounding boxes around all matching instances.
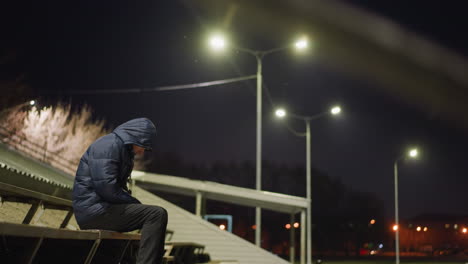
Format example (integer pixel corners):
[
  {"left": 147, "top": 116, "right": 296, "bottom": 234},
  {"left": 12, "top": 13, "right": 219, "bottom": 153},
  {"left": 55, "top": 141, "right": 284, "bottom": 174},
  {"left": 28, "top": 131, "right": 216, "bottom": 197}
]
[
  {"left": 27, "top": 237, "right": 43, "bottom": 264},
  {"left": 394, "top": 161, "right": 400, "bottom": 264},
  {"left": 300, "top": 209, "right": 306, "bottom": 264},
  {"left": 60, "top": 210, "right": 74, "bottom": 229},
  {"left": 290, "top": 213, "right": 296, "bottom": 264},
  {"left": 23, "top": 201, "right": 44, "bottom": 225},
  {"left": 84, "top": 239, "right": 101, "bottom": 264},
  {"left": 255, "top": 54, "right": 263, "bottom": 247},
  {"left": 196, "top": 191, "right": 203, "bottom": 217},
  {"left": 306, "top": 120, "right": 312, "bottom": 264}
]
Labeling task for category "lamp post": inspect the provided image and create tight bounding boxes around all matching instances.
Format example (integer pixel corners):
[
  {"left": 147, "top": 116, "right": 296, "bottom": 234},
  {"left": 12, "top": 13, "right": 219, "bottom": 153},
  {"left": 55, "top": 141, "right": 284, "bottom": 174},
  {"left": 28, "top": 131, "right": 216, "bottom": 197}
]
[
  {"left": 394, "top": 148, "right": 419, "bottom": 264},
  {"left": 275, "top": 106, "right": 341, "bottom": 264},
  {"left": 209, "top": 34, "right": 308, "bottom": 247}
]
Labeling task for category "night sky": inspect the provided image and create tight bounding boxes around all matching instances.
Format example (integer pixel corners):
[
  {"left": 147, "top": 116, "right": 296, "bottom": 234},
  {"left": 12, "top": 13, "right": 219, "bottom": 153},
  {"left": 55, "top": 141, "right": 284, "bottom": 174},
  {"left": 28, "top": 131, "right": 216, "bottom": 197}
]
[{"left": 3, "top": 1, "right": 468, "bottom": 219}]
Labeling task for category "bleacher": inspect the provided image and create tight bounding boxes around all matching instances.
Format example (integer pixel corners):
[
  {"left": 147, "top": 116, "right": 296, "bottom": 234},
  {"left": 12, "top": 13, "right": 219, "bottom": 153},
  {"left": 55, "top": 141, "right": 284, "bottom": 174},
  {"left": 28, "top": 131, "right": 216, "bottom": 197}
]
[
  {"left": 0, "top": 153, "right": 209, "bottom": 264},
  {"left": 1, "top": 141, "right": 289, "bottom": 264}
]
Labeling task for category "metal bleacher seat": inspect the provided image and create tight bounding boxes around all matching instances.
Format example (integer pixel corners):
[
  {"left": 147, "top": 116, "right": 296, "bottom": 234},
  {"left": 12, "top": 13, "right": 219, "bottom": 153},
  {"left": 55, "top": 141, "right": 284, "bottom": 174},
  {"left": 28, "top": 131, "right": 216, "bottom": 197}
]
[
  {"left": 0, "top": 180, "right": 197, "bottom": 264},
  {"left": 0, "top": 221, "right": 141, "bottom": 263},
  {"left": 0, "top": 181, "right": 143, "bottom": 263},
  {"left": 0, "top": 148, "right": 208, "bottom": 264},
  {"left": 0, "top": 134, "right": 211, "bottom": 263},
  {"left": 0, "top": 181, "right": 74, "bottom": 227}
]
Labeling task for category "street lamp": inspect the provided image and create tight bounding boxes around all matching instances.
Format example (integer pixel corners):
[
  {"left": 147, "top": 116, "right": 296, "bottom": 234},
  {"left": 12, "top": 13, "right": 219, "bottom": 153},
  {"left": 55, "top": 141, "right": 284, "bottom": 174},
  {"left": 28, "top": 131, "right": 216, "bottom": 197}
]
[
  {"left": 295, "top": 38, "right": 308, "bottom": 50},
  {"left": 209, "top": 34, "right": 308, "bottom": 250},
  {"left": 275, "top": 105, "right": 341, "bottom": 264},
  {"left": 330, "top": 106, "right": 341, "bottom": 115},
  {"left": 0, "top": 99, "right": 38, "bottom": 117},
  {"left": 394, "top": 147, "right": 419, "bottom": 264},
  {"left": 275, "top": 109, "right": 286, "bottom": 118}
]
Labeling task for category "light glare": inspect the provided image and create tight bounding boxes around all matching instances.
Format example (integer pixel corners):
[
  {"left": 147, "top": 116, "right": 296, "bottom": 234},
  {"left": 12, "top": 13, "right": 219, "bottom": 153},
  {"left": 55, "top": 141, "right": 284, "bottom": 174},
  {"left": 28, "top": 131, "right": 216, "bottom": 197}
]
[
  {"left": 409, "top": 148, "right": 418, "bottom": 158},
  {"left": 393, "top": 225, "right": 398, "bottom": 231},
  {"left": 30, "top": 100, "right": 36, "bottom": 106},
  {"left": 209, "top": 35, "right": 226, "bottom": 51},
  {"left": 293, "top": 222, "right": 300, "bottom": 228},
  {"left": 219, "top": 224, "right": 226, "bottom": 230},
  {"left": 275, "top": 109, "right": 286, "bottom": 118},
  {"left": 331, "top": 106, "right": 341, "bottom": 115},
  {"left": 295, "top": 39, "right": 308, "bottom": 50}
]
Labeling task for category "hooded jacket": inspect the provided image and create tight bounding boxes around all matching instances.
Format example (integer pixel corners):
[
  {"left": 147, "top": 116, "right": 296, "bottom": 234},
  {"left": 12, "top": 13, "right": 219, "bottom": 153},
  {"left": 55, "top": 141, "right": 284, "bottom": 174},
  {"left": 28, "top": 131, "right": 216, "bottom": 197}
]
[{"left": 72, "top": 118, "right": 156, "bottom": 224}]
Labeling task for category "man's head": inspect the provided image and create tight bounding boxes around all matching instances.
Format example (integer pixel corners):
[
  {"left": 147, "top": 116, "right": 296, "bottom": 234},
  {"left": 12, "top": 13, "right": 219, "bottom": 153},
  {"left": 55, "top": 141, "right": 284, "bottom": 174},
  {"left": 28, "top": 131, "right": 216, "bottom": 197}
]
[
  {"left": 132, "top": 144, "right": 146, "bottom": 156},
  {"left": 113, "top": 118, "right": 157, "bottom": 151}
]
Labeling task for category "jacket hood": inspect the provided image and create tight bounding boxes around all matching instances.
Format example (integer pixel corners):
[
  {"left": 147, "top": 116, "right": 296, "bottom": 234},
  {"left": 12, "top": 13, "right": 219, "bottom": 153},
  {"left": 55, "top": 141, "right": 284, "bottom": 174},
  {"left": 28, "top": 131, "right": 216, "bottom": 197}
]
[{"left": 113, "top": 118, "right": 156, "bottom": 149}]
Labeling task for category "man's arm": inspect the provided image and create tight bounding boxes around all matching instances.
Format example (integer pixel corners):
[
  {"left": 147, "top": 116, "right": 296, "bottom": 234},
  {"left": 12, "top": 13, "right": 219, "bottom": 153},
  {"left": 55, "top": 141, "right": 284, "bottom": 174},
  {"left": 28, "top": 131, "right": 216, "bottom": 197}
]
[{"left": 89, "top": 141, "right": 141, "bottom": 204}]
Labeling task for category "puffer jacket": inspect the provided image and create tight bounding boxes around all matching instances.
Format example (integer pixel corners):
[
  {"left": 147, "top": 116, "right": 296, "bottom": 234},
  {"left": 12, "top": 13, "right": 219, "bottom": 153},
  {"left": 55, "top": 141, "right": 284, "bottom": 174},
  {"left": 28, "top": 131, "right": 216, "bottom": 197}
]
[{"left": 72, "top": 118, "right": 156, "bottom": 225}]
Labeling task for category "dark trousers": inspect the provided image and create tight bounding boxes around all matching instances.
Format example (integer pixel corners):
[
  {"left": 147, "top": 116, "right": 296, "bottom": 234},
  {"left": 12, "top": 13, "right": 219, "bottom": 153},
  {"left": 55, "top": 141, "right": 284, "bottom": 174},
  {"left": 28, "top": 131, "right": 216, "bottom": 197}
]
[{"left": 79, "top": 204, "right": 168, "bottom": 264}]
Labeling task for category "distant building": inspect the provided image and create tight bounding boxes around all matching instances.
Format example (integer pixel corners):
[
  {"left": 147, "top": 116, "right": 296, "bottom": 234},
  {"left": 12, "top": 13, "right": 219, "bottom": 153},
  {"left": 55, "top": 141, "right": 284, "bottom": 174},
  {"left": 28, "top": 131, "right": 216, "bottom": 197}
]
[{"left": 397, "top": 214, "right": 468, "bottom": 255}]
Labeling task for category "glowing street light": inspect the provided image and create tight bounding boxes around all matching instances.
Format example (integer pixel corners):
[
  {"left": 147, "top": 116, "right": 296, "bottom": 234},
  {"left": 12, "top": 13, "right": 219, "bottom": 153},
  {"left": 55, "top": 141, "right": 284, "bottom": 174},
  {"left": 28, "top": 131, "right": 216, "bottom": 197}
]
[
  {"left": 370, "top": 219, "right": 376, "bottom": 225},
  {"left": 209, "top": 35, "right": 226, "bottom": 51},
  {"left": 274, "top": 105, "right": 341, "bottom": 264},
  {"left": 393, "top": 147, "right": 420, "bottom": 264},
  {"left": 423, "top": 227, "right": 428, "bottom": 232},
  {"left": 285, "top": 223, "right": 292, "bottom": 229},
  {"left": 416, "top": 226, "right": 421, "bottom": 232},
  {"left": 275, "top": 108, "right": 286, "bottom": 118},
  {"left": 462, "top": 228, "right": 467, "bottom": 234},
  {"left": 295, "top": 38, "right": 308, "bottom": 50},
  {"left": 208, "top": 33, "right": 310, "bottom": 260},
  {"left": 331, "top": 106, "right": 341, "bottom": 115},
  {"left": 219, "top": 224, "right": 226, "bottom": 230},
  {"left": 275, "top": 106, "right": 342, "bottom": 121},
  {"left": 393, "top": 225, "right": 398, "bottom": 231},
  {"left": 0, "top": 99, "right": 38, "bottom": 117}
]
